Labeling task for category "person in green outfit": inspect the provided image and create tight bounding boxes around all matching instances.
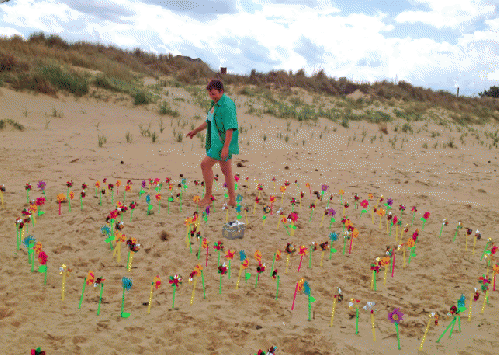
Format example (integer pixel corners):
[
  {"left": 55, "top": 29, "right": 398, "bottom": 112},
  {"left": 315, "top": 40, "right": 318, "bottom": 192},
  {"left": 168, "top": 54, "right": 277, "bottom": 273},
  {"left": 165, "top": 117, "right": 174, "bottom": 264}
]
[{"left": 186, "top": 79, "right": 239, "bottom": 208}]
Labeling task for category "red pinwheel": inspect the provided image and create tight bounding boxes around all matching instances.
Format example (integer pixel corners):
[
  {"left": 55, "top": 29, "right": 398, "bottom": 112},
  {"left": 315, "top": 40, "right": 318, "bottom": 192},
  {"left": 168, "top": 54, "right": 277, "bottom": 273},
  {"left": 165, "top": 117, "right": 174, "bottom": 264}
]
[
  {"left": 213, "top": 241, "right": 224, "bottom": 251},
  {"left": 218, "top": 263, "right": 228, "bottom": 275},
  {"left": 360, "top": 200, "right": 369, "bottom": 209},
  {"left": 169, "top": 274, "right": 182, "bottom": 287},
  {"left": 256, "top": 261, "right": 266, "bottom": 274},
  {"left": 66, "top": 180, "right": 73, "bottom": 188}
]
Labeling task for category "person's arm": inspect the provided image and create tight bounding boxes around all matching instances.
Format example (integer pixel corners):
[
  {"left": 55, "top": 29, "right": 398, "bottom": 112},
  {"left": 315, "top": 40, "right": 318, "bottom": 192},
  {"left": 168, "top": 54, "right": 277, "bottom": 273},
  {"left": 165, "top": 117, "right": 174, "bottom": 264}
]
[
  {"left": 195, "top": 121, "right": 207, "bottom": 133},
  {"left": 223, "top": 129, "right": 234, "bottom": 149}
]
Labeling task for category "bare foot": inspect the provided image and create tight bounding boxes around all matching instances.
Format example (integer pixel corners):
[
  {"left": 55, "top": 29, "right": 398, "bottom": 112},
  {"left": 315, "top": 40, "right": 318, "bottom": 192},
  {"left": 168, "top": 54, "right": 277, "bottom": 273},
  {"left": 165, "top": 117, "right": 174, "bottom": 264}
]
[{"left": 197, "top": 198, "right": 212, "bottom": 207}]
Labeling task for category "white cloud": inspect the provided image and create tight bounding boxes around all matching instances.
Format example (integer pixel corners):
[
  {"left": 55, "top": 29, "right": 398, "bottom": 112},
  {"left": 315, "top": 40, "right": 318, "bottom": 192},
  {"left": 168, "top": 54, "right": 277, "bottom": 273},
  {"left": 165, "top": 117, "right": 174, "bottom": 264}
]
[
  {"left": 0, "top": 27, "right": 23, "bottom": 38},
  {"left": 395, "top": 0, "right": 495, "bottom": 29},
  {"left": 487, "top": 68, "right": 499, "bottom": 80},
  {"left": 1, "top": 0, "right": 86, "bottom": 33}
]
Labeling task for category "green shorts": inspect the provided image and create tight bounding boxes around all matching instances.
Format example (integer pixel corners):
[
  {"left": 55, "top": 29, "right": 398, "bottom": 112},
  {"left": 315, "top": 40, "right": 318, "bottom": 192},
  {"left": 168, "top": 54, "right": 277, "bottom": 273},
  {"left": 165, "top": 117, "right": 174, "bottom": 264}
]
[{"left": 206, "top": 148, "right": 232, "bottom": 162}]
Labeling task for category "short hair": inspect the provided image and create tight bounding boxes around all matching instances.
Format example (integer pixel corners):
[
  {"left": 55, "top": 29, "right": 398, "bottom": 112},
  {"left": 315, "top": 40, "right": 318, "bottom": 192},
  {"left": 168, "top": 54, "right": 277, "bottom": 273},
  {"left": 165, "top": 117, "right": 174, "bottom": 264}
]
[{"left": 206, "top": 79, "right": 224, "bottom": 92}]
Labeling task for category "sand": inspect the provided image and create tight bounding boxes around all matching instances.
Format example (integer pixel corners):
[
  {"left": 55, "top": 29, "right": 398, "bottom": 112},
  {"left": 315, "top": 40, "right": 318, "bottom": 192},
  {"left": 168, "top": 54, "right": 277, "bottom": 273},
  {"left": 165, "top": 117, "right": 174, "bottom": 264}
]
[{"left": 0, "top": 84, "right": 498, "bottom": 355}]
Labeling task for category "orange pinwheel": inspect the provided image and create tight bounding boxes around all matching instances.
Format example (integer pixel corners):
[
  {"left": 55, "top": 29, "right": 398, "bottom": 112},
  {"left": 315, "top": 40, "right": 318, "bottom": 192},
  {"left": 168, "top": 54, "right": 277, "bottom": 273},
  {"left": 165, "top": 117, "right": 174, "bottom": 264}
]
[
  {"left": 339, "top": 189, "right": 345, "bottom": 195},
  {"left": 242, "top": 259, "right": 249, "bottom": 269},
  {"left": 352, "top": 228, "right": 359, "bottom": 238},
  {"left": 280, "top": 215, "right": 287, "bottom": 223},
  {"left": 116, "top": 180, "right": 121, "bottom": 188},
  {"left": 270, "top": 196, "right": 276, "bottom": 203},
  {"left": 276, "top": 250, "right": 282, "bottom": 261},
  {"left": 407, "top": 239, "right": 415, "bottom": 248},
  {"left": 226, "top": 249, "right": 235, "bottom": 260},
  {"left": 115, "top": 232, "right": 126, "bottom": 243},
  {"left": 380, "top": 257, "right": 391, "bottom": 266},
  {"left": 368, "top": 193, "right": 374, "bottom": 200},
  {"left": 34, "top": 241, "right": 42, "bottom": 255},
  {"left": 125, "top": 184, "right": 131, "bottom": 192},
  {"left": 155, "top": 193, "right": 161, "bottom": 201},
  {"left": 168, "top": 184, "right": 173, "bottom": 191},
  {"left": 280, "top": 186, "right": 286, "bottom": 193},
  {"left": 57, "top": 193, "right": 66, "bottom": 202},
  {"left": 86, "top": 271, "right": 95, "bottom": 285},
  {"left": 152, "top": 275, "right": 161, "bottom": 289},
  {"left": 492, "top": 264, "right": 499, "bottom": 274},
  {"left": 29, "top": 204, "right": 38, "bottom": 213},
  {"left": 194, "top": 264, "right": 203, "bottom": 274},
  {"left": 298, "top": 246, "right": 308, "bottom": 256},
  {"left": 297, "top": 278, "right": 305, "bottom": 292},
  {"left": 254, "top": 250, "right": 262, "bottom": 262},
  {"left": 193, "top": 195, "right": 201, "bottom": 203},
  {"left": 184, "top": 218, "right": 193, "bottom": 227},
  {"left": 95, "top": 181, "right": 100, "bottom": 188},
  {"left": 202, "top": 238, "right": 209, "bottom": 249},
  {"left": 377, "top": 208, "right": 386, "bottom": 217},
  {"left": 344, "top": 219, "right": 353, "bottom": 229}
]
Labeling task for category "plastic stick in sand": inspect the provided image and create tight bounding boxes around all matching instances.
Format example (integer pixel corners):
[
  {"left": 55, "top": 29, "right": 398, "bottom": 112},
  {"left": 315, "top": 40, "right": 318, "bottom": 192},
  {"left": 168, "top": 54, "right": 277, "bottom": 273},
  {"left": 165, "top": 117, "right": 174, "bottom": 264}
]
[
  {"left": 79, "top": 274, "right": 91, "bottom": 309},
  {"left": 472, "top": 230, "right": 480, "bottom": 255},
  {"left": 275, "top": 275, "right": 280, "bottom": 299},
  {"left": 391, "top": 252, "right": 396, "bottom": 278},
  {"left": 480, "top": 290, "right": 489, "bottom": 314},
  {"left": 285, "top": 254, "right": 290, "bottom": 274},
  {"left": 436, "top": 317, "right": 456, "bottom": 343},
  {"left": 453, "top": 222, "right": 462, "bottom": 242},
  {"left": 97, "top": 283, "right": 104, "bottom": 316},
  {"left": 371, "top": 311, "right": 376, "bottom": 342},
  {"left": 127, "top": 251, "right": 134, "bottom": 272},
  {"left": 59, "top": 264, "right": 72, "bottom": 301},
  {"left": 190, "top": 278, "right": 197, "bottom": 306},
  {"left": 291, "top": 279, "right": 304, "bottom": 311},
  {"left": 330, "top": 296, "right": 338, "bottom": 327},
  {"left": 467, "top": 291, "right": 474, "bottom": 322},
  {"left": 418, "top": 313, "right": 433, "bottom": 351}
]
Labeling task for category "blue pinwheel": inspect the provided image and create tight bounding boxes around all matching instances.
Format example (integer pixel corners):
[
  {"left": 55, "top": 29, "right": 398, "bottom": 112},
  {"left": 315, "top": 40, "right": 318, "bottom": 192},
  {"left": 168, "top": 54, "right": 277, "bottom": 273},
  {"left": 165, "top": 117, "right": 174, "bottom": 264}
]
[{"left": 121, "top": 277, "right": 132, "bottom": 318}]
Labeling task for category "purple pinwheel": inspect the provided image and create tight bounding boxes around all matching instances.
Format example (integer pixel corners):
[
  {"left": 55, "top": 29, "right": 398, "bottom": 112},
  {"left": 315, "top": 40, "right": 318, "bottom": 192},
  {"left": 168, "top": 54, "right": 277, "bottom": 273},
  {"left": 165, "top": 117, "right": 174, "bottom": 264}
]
[
  {"left": 321, "top": 184, "right": 329, "bottom": 192},
  {"left": 37, "top": 181, "right": 46, "bottom": 191},
  {"left": 142, "top": 180, "right": 146, "bottom": 188},
  {"left": 328, "top": 208, "right": 336, "bottom": 217},
  {"left": 388, "top": 308, "right": 404, "bottom": 323},
  {"left": 205, "top": 205, "right": 211, "bottom": 215},
  {"left": 388, "top": 308, "right": 404, "bottom": 350},
  {"left": 387, "top": 198, "right": 393, "bottom": 206}
]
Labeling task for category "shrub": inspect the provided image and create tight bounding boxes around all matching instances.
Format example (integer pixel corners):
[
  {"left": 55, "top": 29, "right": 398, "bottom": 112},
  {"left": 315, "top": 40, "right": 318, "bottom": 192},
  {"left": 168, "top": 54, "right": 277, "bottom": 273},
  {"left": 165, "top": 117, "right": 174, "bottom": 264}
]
[
  {"left": 134, "top": 91, "right": 151, "bottom": 105},
  {"left": 36, "top": 65, "right": 89, "bottom": 96}
]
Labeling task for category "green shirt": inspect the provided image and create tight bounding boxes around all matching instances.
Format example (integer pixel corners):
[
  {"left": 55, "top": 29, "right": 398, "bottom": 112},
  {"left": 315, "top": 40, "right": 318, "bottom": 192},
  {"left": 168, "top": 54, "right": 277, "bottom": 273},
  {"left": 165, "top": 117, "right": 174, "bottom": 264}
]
[{"left": 205, "top": 93, "right": 239, "bottom": 155}]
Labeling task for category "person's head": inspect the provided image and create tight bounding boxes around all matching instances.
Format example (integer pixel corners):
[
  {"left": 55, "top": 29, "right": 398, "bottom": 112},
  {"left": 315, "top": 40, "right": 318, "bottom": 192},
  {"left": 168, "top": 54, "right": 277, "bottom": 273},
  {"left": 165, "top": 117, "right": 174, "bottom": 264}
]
[{"left": 206, "top": 79, "right": 224, "bottom": 103}]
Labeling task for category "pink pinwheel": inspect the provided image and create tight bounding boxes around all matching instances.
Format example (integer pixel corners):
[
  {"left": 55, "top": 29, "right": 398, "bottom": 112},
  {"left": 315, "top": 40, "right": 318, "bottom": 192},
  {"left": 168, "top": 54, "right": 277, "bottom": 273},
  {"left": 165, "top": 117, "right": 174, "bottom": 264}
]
[{"left": 360, "top": 200, "right": 369, "bottom": 209}]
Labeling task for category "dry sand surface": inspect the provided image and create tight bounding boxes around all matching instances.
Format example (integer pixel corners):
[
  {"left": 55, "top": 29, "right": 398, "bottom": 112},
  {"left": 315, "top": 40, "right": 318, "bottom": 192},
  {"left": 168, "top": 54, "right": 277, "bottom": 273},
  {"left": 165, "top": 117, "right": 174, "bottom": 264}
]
[{"left": 0, "top": 84, "right": 498, "bottom": 355}]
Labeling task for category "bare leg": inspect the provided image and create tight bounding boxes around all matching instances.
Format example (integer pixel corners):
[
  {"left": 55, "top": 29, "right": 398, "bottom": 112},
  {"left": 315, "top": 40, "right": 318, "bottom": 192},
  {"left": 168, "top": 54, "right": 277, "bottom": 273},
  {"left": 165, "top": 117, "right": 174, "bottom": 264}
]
[
  {"left": 198, "top": 156, "right": 217, "bottom": 207},
  {"left": 220, "top": 159, "right": 236, "bottom": 207}
]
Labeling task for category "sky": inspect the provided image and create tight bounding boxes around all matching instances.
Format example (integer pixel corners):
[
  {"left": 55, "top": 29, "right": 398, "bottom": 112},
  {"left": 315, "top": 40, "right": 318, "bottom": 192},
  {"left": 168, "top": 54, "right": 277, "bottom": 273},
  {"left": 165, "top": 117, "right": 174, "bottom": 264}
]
[{"left": 1, "top": 0, "right": 498, "bottom": 97}]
